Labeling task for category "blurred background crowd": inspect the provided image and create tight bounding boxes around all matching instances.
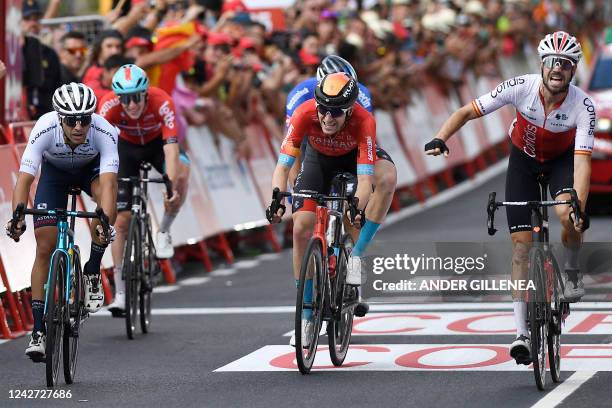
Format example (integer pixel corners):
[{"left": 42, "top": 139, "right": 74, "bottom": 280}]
[{"left": 15, "top": 0, "right": 612, "bottom": 151}]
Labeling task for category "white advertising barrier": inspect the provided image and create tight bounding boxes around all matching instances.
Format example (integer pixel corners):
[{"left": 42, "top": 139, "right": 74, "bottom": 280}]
[
  {"left": 421, "top": 84, "right": 469, "bottom": 169},
  {"left": 147, "top": 160, "right": 222, "bottom": 246},
  {"left": 374, "top": 110, "right": 418, "bottom": 188},
  {"left": 401, "top": 89, "right": 448, "bottom": 176},
  {"left": 186, "top": 126, "right": 267, "bottom": 231},
  {"left": 244, "top": 123, "right": 277, "bottom": 206},
  {"left": 0, "top": 145, "right": 36, "bottom": 292}
]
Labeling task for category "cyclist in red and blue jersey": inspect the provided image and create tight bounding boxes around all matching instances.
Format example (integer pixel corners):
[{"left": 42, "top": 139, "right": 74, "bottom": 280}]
[
  {"left": 284, "top": 56, "right": 397, "bottom": 296},
  {"left": 425, "top": 31, "right": 594, "bottom": 364},
  {"left": 269, "top": 72, "right": 386, "bottom": 347}
]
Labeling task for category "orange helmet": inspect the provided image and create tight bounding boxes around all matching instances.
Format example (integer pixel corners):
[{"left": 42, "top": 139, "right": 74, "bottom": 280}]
[{"left": 314, "top": 72, "right": 359, "bottom": 110}]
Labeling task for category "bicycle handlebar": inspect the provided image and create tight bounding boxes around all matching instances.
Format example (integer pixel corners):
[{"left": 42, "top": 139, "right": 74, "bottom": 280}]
[
  {"left": 271, "top": 187, "right": 361, "bottom": 224},
  {"left": 486, "top": 189, "right": 583, "bottom": 236},
  {"left": 10, "top": 203, "right": 111, "bottom": 242},
  {"left": 119, "top": 174, "right": 173, "bottom": 200}
]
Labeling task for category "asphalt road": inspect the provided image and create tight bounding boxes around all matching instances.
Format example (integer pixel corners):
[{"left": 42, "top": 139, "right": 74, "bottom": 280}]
[{"left": 1, "top": 171, "right": 612, "bottom": 408}]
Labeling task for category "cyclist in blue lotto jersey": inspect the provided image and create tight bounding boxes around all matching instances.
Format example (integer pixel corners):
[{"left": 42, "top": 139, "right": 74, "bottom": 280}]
[{"left": 283, "top": 55, "right": 397, "bottom": 317}]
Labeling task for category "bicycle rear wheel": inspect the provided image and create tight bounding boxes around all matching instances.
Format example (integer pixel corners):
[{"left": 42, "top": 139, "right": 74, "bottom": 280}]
[
  {"left": 140, "top": 221, "right": 155, "bottom": 334},
  {"left": 63, "top": 247, "right": 83, "bottom": 384},
  {"left": 46, "top": 253, "right": 66, "bottom": 387},
  {"left": 124, "top": 216, "right": 141, "bottom": 340},
  {"left": 328, "top": 234, "right": 355, "bottom": 366},
  {"left": 547, "top": 253, "right": 562, "bottom": 383},
  {"left": 528, "top": 247, "right": 548, "bottom": 391},
  {"left": 295, "top": 238, "right": 325, "bottom": 374}
]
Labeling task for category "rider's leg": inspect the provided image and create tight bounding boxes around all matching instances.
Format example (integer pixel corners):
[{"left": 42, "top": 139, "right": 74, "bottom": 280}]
[
  {"left": 510, "top": 232, "right": 531, "bottom": 337},
  {"left": 159, "top": 160, "right": 189, "bottom": 234},
  {"left": 554, "top": 193, "right": 584, "bottom": 299},
  {"left": 31, "top": 227, "right": 58, "bottom": 332}
]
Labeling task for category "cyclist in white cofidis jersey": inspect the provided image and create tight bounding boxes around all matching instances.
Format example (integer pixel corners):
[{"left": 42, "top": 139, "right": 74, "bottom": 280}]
[
  {"left": 5, "top": 83, "right": 119, "bottom": 362},
  {"left": 424, "top": 31, "right": 594, "bottom": 365}
]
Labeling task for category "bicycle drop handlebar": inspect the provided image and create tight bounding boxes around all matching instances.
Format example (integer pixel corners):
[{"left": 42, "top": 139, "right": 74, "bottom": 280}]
[
  {"left": 9, "top": 203, "right": 111, "bottom": 243},
  {"left": 486, "top": 188, "right": 583, "bottom": 236},
  {"left": 119, "top": 174, "right": 173, "bottom": 200},
  {"left": 271, "top": 187, "right": 361, "bottom": 224}
]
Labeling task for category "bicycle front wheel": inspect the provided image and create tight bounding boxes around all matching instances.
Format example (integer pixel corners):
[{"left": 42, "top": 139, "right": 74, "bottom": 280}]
[
  {"left": 46, "top": 253, "right": 67, "bottom": 387},
  {"left": 295, "top": 238, "right": 325, "bottom": 374},
  {"left": 124, "top": 216, "right": 141, "bottom": 340},
  {"left": 528, "top": 247, "right": 548, "bottom": 391},
  {"left": 140, "top": 220, "right": 155, "bottom": 334},
  {"left": 63, "top": 247, "right": 83, "bottom": 384},
  {"left": 547, "top": 253, "right": 562, "bottom": 383},
  {"left": 328, "top": 234, "right": 355, "bottom": 366}
]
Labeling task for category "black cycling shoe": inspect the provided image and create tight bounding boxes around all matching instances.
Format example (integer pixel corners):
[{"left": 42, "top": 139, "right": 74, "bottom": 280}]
[{"left": 354, "top": 302, "right": 369, "bottom": 317}]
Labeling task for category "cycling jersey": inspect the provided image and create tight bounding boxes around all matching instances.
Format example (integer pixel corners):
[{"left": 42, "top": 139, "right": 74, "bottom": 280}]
[
  {"left": 472, "top": 74, "right": 595, "bottom": 162},
  {"left": 280, "top": 99, "right": 376, "bottom": 176},
  {"left": 97, "top": 86, "right": 178, "bottom": 145},
  {"left": 285, "top": 78, "right": 373, "bottom": 120},
  {"left": 19, "top": 111, "right": 119, "bottom": 176}
]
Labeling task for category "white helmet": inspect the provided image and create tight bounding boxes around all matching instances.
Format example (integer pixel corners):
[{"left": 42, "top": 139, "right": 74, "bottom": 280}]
[
  {"left": 537, "top": 31, "right": 582, "bottom": 63},
  {"left": 52, "top": 82, "right": 97, "bottom": 116}
]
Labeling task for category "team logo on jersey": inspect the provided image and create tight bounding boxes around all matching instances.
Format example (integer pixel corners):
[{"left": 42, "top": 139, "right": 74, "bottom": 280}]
[
  {"left": 555, "top": 113, "right": 568, "bottom": 120},
  {"left": 159, "top": 101, "right": 175, "bottom": 129},
  {"left": 583, "top": 98, "right": 596, "bottom": 136},
  {"left": 99, "top": 98, "right": 121, "bottom": 116},
  {"left": 366, "top": 136, "right": 374, "bottom": 162},
  {"left": 287, "top": 87, "right": 310, "bottom": 110},
  {"left": 490, "top": 77, "right": 525, "bottom": 99},
  {"left": 37, "top": 203, "right": 47, "bottom": 210}
]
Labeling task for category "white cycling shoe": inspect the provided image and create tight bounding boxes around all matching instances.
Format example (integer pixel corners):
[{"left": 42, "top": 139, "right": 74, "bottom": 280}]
[
  {"left": 25, "top": 331, "right": 46, "bottom": 362},
  {"left": 346, "top": 256, "right": 362, "bottom": 286},
  {"left": 290, "top": 319, "right": 316, "bottom": 348},
  {"left": 509, "top": 335, "right": 532, "bottom": 365},
  {"left": 84, "top": 274, "right": 104, "bottom": 313},
  {"left": 156, "top": 231, "right": 174, "bottom": 259},
  {"left": 107, "top": 291, "right": 126, "bottom": 317}
]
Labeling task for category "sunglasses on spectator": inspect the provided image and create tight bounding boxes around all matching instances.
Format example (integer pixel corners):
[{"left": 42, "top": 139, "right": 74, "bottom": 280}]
[
  {"left": 542, "top": 56, "right": 575, "bottom": 71},
  {"left": 62, "top": 115, "right": 92, "bottom": 128},
  {"left": 316, "top": 104, "right": 350, "bottom": 118},
  {"left": 119, "top": 92, "right": 146, "bottom": 105},
  {"left": 65, "top": 47, "right": 87, "bottom": 56}
]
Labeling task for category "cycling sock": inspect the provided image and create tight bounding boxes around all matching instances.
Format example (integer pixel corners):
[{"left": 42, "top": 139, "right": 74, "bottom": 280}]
[
  {"left": 159, "top": 212, "right": 177, "bottom": 233},
  {"left": 564, "top": 245, "right": 580, "bottom": 270},
  {"left": 295, "top": 279, "right": 313, "bottom": 320},
  {"left": 84, "top": 242, "right": 106, "bottom": 276},
  {"left": 31, "top": 299, "right": 45, "bottom": 334},
  {"left": 113, "top": 266, "right": 125, "bottom": 294},
  {"left": 352, "top": 219, "right": 380, "bottom": 257},
  {"left": 513, "top": 300, "right": 528, "bottom": 337}
]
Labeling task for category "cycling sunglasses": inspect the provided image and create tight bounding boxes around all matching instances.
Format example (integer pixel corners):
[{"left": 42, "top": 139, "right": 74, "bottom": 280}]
[
  {"left": 119, "top": 92, "right": 146, "bottom": 105},
  {"left": 62, "top": 115, "right": 92, "bottom": 128},
  {"left": 316, "top": 104, "right": 350, "bottom": 118},
  {"left": 542, "top": 56, "right": 575, "bottom": 71},
  {"left": 65, "top": 47, "right": 87, "bottom": 56}
]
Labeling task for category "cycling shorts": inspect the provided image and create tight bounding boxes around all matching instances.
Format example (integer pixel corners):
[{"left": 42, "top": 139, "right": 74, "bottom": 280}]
[
  {"left": 33, "top": 157, "right": 99, "bottom": 228},
  {"left": 292, "top": 142, "right": 391, "bottom": 213},
  {"left": 505, "top": 145, "right": 573, "bottom": 233},
  {"left": 117, "top": 137, "right": 190, "bottom": 211}
]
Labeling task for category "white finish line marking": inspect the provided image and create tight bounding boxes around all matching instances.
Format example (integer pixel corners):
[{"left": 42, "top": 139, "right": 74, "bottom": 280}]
[
  {"left": 233, "top": 260, "right": 260, "bottom": 269},
  {"left": 210, "top": 268, "right": 237, "bottom": 277},
  {"left": 215, "top": 345, "right": 612, "bottom": 372},
  {"left": 530, "top": 370, "right": 597, "bottom": 408},
  {"left": 281, "top": 311, "right": 612, "bottom": 336},
  {"left": 180, "top": 277, "right": 211, "bottom": 286}
]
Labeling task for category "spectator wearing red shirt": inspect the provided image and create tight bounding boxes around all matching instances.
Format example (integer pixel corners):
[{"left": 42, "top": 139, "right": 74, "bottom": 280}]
[
  {"left": 88, "top": 54, "right": 133, "bottom": 102},
  {"left": 82, "top": 30, "right": 124, "bottom": 88}
]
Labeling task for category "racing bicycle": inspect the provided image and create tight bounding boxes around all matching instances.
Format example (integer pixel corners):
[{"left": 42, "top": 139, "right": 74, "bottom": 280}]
[
  {"left": 117, "top": 162, "right": 172, "bottom": 339},
  {"left": 10, "top": 188, "right": 110, "bottom": 387},
  {"left": 272, "top": 173, "right": 362, "bottom": 374},
  {"left": 487, "top": 179, "right": 583, "bottom": 390}
]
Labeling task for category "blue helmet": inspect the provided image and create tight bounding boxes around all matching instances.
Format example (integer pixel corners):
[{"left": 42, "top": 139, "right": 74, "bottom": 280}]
[
  {"left": 111, "top": 64, "right": 149, "bottom": 95},
  {"left": 316, "top": 55, "right": 358, "bottom": 82}
]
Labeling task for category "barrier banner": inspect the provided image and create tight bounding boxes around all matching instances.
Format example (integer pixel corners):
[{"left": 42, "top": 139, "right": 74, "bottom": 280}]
[
  {"left": 402, "top": 89, "right": 447, "bottom": 176},
  {"left": 244, "top": 123, "right": 277, "bottom": 206},
  {"left": 0, "top": 145, "right": 34, "bottom": 291},
  {"left": 186, "top": 126, "right": 266, "bottom": 231},
  {"left": 391, "top": 108, "right": 430, "bottom": 182},
  {"left": 374, "top": 110, "right": 417, "bottom": 188}
]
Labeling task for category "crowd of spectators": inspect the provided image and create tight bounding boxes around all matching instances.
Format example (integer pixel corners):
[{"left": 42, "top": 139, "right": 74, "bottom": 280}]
[{"left": 16, "top": 0, "right": 611, "bottom": 149}]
